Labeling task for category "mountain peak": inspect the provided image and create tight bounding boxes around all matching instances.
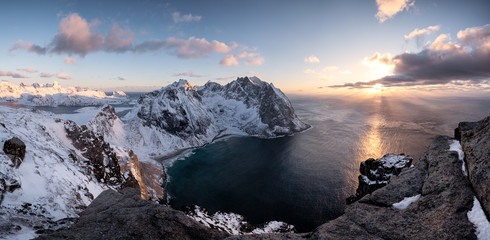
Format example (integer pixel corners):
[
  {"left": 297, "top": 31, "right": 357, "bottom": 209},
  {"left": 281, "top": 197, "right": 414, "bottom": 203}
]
[{"left": 169, "top": 79, "right": 194, "bottom": 90}]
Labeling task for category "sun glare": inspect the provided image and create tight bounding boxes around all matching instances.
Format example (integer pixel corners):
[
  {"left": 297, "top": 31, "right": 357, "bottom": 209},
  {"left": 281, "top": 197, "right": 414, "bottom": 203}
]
[{"left": 367, "top": 83, "right": 385, "bottom": 94}]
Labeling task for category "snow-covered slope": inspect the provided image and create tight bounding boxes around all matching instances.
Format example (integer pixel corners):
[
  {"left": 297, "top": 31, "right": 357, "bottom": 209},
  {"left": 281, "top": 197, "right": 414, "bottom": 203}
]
[
  {"left": 0, "top": 106, "right": 138, "bottom": 238},
  {"left": 0, "top": 76, "right": 309, "bottom": 238},
  {"left": 0, "top": 81, "right": 128, "bottom": 106},
  {"left": 121, "top": 76, "right": 309, "bottom": 158}
]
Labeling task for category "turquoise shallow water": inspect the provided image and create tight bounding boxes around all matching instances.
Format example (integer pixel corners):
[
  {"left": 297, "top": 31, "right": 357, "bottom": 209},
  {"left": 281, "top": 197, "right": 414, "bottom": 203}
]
[{"left": 166, "top": 95, "right": 490, "bottom": 232}]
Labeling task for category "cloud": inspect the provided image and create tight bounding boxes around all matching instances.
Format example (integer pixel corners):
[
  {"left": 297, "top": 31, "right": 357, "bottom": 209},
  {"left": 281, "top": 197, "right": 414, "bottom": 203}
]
[
  {"left": 173, "top": 72, "right": 203, "bottom": 78},
  {"left": 9, "top": 40, "right": 47, "bottom": 54},
  {"left": 220, "top": 54, "right": 239, "bottom": 66},
  {"left": 323, "top": 66, "right": 338, "bottom": 72},
  {"left": 162, "top": 37, "right": 231, "bottom": 58},
  {"left": 117, "top": 76, "right": 125, "bottom": 80},
  {"left": 304, "top": 55, "right": 320, "bottom": 63},
  {"left": 10, "top": 13, "right": 258, "bottom": 66},
  {"left": 172, "top": 12, "right": 202, "bottom": 23},
  {"left": 64, "top": 57, "right": 78, "bottom": 65},
  {"left": 50, "top": 13, "right": 104, "bottom": 56},
  {"left": 56, "top": 72, "right": 71, "bottom": 80},
  {"left": 0, "top": 71, "right": 28, "bottom": 78},
  {"left": 17, "top": 68, "right": 38, "bottom": 73},
  {"left": 220, "top": 52, "right": 264, "bottom": 67},
  {"left": 375, "top": 0, "right": 414, "bottom": 23},
  {"left": 40, "top": 72, "right": 53, "bottom": 78},
  {"left": 134, "top": 37, "right": 233, "bottom": 59},
  {"left": 405, "top": 25, "right": 440, "bottom": 40},
  {"left": 104, "top": 23, "right": 134, "bottom": 53},
  {"left": 331, "top": 24, "right": 490, "bottom": 88}
]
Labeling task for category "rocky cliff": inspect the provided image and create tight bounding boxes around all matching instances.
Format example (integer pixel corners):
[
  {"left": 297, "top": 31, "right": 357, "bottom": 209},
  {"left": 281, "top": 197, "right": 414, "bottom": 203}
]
[{"left": 37, "top": 115, "right": 490, "bottom": 239}]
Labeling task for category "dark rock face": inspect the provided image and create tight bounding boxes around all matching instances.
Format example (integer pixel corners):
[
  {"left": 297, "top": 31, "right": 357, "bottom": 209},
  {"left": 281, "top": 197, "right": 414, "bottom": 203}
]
[
  {"left": 63, "top": 120, "right": 138, "bottom": 189},
  {"left": 456, "top": 115, "right": 490, "bottom": 219},
  {"left": 3, "top": 137, "right": 26, "bottom": 168},
  {"left": 0, "top": 171, "right": 21, "bottom": 204},
  {"left": 36, "top": 188, "right": 229, "bottom": 240},
  {"left": 136, "top": 80, "right": 213, "bottom": 138},
  {"left": 222, "top": 77, "right": 310, "bottom": 135},
  {"left": 347, "top": 153, "right": 413, "bottom": 204},
  {"left": 309, "top": 135, "right": 477, "bottom": 239},
  {"left": 199, "top": 76, "right": 310, "bottom": 136}
]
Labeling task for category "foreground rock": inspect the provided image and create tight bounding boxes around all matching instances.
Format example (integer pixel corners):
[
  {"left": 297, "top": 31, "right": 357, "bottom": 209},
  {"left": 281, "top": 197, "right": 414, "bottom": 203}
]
[
  {"left": 456, "top": 115, "right": 490, "bottom": 219},
  {"left": 347, "top": 153, "right": 413, "bottom": 204},
  {"left": 38, "top": 115, "right": 489, "bottom": 239},
  {"left": 36, "top": 188, "right": 229, "bottom": 240},
  {"left": 2, "top": 137, "right": 26, "bottom": 168},
  {"left": 310, "top": 135, "right": 476, "bottom": 239}
]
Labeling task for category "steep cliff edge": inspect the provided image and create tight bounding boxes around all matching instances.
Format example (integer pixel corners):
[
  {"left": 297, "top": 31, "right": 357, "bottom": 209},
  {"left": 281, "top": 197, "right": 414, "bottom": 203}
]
[
  {"left": 455, "top": 115, "right": 490, "bottom": 219},
  {"left": 37, "top": 115, "right": 490, "bottom": 239}
]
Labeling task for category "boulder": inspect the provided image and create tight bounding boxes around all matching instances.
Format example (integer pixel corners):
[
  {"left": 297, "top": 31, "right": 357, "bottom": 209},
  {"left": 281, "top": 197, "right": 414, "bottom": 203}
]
[
  {"left": 2, "top": 137, "right": 26, "bottom": 168},
  {"left": 35, "top": 188, "right": 229, "bottom": 240}
]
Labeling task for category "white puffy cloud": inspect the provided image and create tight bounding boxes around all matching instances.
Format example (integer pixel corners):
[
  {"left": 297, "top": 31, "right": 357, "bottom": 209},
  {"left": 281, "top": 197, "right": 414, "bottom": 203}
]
[
  {"left": 405, "top": 25, "right": 440, "bottom": 40},
  {"left": 220, "top": 54, "right": 239, "bottom": 66},
  {"left": 332, "top": 24, "right": 490, "bottom": 88},
  {"left": 50, "top": 13, "right": 104, "bottom": 56},
  {"left": 375, "top": 0, "right": 414, "bottom": 23},
  {"left": 40, "top": 72, "right": 53, "bottom": 78},
  {"left": 104, "top": 23, "right": 134, "bottom": 53},
  {"left": 0, "top": 71, "right": 28, "bottom": 78},
  {"left": 10, "top": 13, "right": 260, "bottom": 66},
  {"left": 220, "top": 52, "right": 264, "bottom": 67},
  {"left": 56, "top": 72, "right": 71, "bottom": 80}
]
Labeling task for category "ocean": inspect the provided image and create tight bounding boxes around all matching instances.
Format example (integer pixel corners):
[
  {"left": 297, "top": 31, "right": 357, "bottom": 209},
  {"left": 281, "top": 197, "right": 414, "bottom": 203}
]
[{"left": 166, "top": 94, "right": 490, "bottom": 232}]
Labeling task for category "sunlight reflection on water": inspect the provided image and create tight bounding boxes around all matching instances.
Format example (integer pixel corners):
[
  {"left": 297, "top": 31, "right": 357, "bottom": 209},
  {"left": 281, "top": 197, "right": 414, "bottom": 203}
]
[{"left": 166, "top": 94, "right": 490, "bottom": 232}]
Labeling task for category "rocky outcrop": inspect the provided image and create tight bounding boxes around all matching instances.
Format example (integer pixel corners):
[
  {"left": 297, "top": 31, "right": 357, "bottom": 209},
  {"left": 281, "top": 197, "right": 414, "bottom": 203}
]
[
  {"left": 0, "top": 156, "right": 21, "bottom": 204},
  {"left": 36, "top": 188, "right": 229, "bottom": 240},
  {"left": 455, "top": 115, "right": 490, "bottom": 219},
  {"left": 64, "top": 120, "right": 138, "bottom": 189},
  {"left": 3, "top": 137, "right": 26, "bottom": 168},
  {"left": 347, "top": 153, "right": 413, "bottom": 204},
  {"left": 119, "top": 150, "right": 167, "bottom": 202},
  {"left": 310, "top": 135, "right": 476, "bottom": 239}
]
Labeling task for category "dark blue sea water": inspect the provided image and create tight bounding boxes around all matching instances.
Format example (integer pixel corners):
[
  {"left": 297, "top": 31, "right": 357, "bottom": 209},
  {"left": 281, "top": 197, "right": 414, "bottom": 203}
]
[{"left": 166, "top": 94, "right": 490, "bottom": 232}]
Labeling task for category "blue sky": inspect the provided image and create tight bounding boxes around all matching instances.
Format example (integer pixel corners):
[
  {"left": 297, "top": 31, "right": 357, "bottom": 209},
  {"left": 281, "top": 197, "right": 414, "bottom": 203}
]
[{"left": 1, "top": 0, "right": 489, "bottom": 93}]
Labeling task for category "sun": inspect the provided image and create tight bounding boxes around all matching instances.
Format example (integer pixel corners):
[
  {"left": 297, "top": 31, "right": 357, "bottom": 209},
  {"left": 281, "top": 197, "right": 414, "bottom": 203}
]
[{"left": 367, "top": 83, "right": 385, "bottom": 94}]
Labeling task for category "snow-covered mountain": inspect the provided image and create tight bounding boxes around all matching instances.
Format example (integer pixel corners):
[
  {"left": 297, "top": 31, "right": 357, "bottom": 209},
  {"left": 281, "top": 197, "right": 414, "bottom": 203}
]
[
  {"left": 0, "top": 106, "right": 143, "bottom": 238},
  {"left": 0, "top": 76, "right": 308, "bottom": 238},
  {"left": 0, "top": 81, "right": 129, "bottom": 106},
  {"left": 199, "top": 76, "right": 309, "bottom": 136},
  {"left": 120, "top": 76, "right": 309, "bottom": 158}
]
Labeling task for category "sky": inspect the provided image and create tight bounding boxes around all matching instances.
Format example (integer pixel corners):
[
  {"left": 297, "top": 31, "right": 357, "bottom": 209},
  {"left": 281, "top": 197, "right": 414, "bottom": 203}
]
[{"left": 1, "top": 0, "right": 489, "bottom": 94}]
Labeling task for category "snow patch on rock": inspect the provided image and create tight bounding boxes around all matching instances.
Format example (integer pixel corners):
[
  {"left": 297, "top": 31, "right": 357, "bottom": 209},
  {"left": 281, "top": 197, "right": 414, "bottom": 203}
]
[
  {"left": 449, "top": 140, "right": 467, "bottom": 176},
  {"left": 188, "top": 205, "right": 295, "bottom": 235},
  {"left": 392, "top": 194, "right": 421, "bottom": 210},
  {"left": 467, "top": 196, "right": 490, "bottom": 240}
]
